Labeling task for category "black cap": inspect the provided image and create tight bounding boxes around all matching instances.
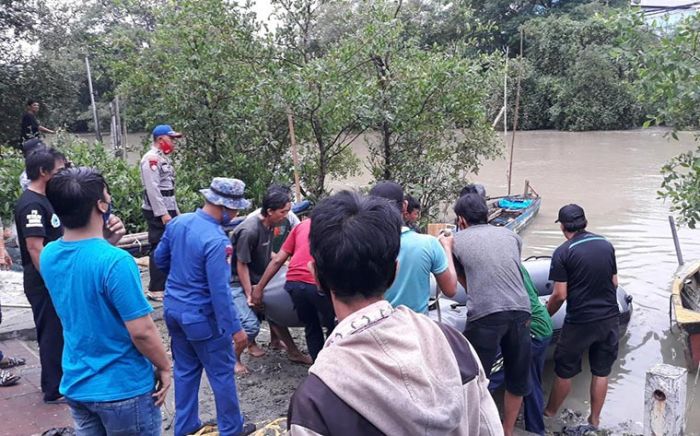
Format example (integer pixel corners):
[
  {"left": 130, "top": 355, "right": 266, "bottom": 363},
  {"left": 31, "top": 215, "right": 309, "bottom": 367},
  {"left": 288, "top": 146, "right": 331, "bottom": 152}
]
[
  {"left": 555, "top": 204, "right": 586, "bottom": 224},
  {"left": 369, "top": 181, "right": 404, "bottom": 211}
]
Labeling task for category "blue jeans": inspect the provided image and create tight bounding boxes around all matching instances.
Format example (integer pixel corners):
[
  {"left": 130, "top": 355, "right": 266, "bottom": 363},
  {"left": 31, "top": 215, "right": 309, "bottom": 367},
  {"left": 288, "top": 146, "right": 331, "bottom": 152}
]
[
  {"left": 67, "top": 391, "right": 161, "bottom": 436},
  {"left": 523, "top": 335, "right": 552, "bottom": 436},
  {"left": 231, "top": 286, "right": 260, "bottom": 342}
]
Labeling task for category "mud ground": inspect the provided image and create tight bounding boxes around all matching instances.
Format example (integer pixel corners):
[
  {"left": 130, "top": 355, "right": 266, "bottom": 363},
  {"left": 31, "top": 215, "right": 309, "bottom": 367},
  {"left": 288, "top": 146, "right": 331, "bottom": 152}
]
[{"left": 154, "top": 317, "right": 309, "bottom": 434}]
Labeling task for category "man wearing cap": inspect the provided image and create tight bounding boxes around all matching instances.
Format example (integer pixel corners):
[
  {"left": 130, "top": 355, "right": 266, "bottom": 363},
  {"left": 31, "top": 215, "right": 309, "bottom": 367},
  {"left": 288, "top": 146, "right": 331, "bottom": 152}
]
[
  {"left": 544, "top": 204, "right": 619, "bottom": 430},
  {"left": 154, "top": 177, "right": 255, "bottom": 436},
  {"left": 140, "top": 124, "right": 182, "bottom": 301}
]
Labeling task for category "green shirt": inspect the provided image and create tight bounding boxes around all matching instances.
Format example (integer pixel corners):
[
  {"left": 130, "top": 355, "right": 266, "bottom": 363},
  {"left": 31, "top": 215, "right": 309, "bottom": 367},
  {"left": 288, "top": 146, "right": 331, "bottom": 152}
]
[{"left": 520, "top": 264, "right": 553, "bottom": 339}]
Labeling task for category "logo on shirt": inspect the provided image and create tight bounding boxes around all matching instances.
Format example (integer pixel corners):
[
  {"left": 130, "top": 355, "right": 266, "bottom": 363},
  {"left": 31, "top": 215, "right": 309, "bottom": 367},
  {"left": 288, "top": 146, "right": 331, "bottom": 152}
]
[
  {"left": 25, "top": 210, "right": 42, "bottom": 228},
  {"left": 50, "top": 214, "right": 61, "bottom": 228},
  {"left": 225, "top": 245, "right": 233, "bottom": 265}
]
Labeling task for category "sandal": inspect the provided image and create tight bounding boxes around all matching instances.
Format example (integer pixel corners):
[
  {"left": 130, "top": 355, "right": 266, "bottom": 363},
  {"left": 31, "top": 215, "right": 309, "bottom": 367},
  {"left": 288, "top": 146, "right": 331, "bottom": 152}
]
[
  {"left": 0, "top": 369, "right": 20, "bottom": 387},
  {"left": 0, "top": 356, "right": 26, "bottom": 369},
  {"left": 145, "top": 291, "right": 164, "bottom": 302}
]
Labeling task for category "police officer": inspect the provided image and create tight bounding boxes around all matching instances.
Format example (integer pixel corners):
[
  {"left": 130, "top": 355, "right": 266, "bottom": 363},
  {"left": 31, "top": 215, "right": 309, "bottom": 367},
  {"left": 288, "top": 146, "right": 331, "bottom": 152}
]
[
  {"left": 140, "top": 124, "right": 181, "bottom": 301},
  {"left": 154, "top": 178, "right": 255, "bottom": 436}
]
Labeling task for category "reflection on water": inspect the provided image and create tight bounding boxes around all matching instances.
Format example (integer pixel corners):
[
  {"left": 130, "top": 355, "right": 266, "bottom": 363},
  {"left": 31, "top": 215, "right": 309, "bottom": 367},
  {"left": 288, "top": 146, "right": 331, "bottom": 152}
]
[{"left": 475, "top": 129, "right": 700, "bottom": 434}]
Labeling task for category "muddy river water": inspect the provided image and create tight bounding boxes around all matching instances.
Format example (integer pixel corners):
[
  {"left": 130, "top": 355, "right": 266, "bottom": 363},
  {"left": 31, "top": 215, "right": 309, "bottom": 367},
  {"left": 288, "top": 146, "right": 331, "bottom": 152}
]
[{"left": 339, "top": 128, "right": 700, "bottom": 434}]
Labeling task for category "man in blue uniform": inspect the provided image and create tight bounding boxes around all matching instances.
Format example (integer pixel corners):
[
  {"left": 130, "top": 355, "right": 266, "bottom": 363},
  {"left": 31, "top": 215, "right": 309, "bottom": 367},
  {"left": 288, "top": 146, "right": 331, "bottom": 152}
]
[{"left": 155, "top": 178, "right": 255, "bottom": 436}]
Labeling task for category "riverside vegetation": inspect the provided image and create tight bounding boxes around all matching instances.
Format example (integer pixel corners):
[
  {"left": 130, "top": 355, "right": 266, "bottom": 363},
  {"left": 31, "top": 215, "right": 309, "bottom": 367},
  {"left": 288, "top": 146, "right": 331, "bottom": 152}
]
[{"left": 0, "top": 0, "right": 698, "bottom": 229}]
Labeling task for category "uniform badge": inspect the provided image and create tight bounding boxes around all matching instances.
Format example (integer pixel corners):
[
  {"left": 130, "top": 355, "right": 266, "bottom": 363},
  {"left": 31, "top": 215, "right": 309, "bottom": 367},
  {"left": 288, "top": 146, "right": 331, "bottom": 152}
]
[
  {"left": 50, "top": 214, "right": 61, "bottom": 228},
  {"left": 26, "top": 210, "right": 42, "bottom": 228},
  {"left": 225, "top": 245, "right": 233, "bottom": 265},
  {"left": 149, "top": 159, "right": 159, "bottom": 171}
]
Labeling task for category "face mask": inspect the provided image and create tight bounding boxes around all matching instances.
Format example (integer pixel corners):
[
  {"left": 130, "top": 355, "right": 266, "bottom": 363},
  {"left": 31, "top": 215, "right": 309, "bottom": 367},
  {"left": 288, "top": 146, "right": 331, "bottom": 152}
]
[
  {"left": 159, "top": 139, "right": 174, "bottom": 155},
  {"left": 221, "top": 208, "right": 234, "bottom": 225},
  {"left": 102, "top": 202, "right": 112, "bottom": 225}
]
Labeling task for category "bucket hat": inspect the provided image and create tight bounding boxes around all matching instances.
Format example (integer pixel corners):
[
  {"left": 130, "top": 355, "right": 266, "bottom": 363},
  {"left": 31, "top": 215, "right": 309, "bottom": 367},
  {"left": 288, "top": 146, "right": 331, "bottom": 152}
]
[{"left": 200, "top": 177, "right": 251, "bottom": 210}]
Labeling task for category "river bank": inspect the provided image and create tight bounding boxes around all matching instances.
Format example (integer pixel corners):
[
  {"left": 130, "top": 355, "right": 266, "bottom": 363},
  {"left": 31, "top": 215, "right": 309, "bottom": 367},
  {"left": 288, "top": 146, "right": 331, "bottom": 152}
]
[{"left": 7, "top": 127, "right": 700, "bottom": 434}]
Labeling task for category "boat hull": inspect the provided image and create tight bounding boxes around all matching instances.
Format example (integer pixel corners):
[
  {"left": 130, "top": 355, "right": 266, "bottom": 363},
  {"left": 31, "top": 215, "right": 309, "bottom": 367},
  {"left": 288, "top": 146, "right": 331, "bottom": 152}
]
[{"left": 671, "top": 260, "right": 700, "bottom": 370}]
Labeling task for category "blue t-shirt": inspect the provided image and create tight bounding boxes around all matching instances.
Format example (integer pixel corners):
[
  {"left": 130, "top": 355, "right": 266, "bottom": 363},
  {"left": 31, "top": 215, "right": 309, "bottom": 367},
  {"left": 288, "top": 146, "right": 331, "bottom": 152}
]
[
  {"left": 384, "top": 228, "right": 449, "bottom": 314},
  {"left": 40, "top": 238, "right": 154, "bottom": 402}
]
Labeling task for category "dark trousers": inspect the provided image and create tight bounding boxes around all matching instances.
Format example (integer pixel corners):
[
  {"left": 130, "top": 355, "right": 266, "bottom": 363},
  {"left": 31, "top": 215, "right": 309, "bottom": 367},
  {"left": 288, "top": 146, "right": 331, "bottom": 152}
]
[
  {"left": 143, "top": 209, "right": 177, "bottom": 292},
  {"left": 523, "top": 335, "right": 552, "bottom": 435},
  {"left": 465, "top": 310, "right": 532, "bottom": 397},
  {"left": 25, "top": 288, "right": 63, "bottom": 401},
  {"left": 284, "top": 281, "right": 336, "bottom": 360}
]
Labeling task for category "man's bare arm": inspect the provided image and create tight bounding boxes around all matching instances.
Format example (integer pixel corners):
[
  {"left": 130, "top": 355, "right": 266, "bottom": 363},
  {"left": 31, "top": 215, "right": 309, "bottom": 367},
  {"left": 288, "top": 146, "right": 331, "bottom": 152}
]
[
  {"left": 125, "top": 315, "right": 171, "bottom": 406},
  {"left": 253, "top": 250, "right": 291, "bottom": 304},
  {"left": 26, "top": 236, "right": 44, "bottom": 271},
  {"left": 237, "top": 260, "right": 253, "bottom": 299},
  {"left": 547, "top": 281, "right": 568, "bottom": 316}
]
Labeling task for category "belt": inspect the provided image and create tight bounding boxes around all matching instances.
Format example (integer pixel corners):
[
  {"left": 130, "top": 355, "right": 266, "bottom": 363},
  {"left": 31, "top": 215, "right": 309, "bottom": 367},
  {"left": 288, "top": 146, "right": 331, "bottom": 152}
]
[{"left": 143, "top": 189, "right": 175, "bottom": 204}]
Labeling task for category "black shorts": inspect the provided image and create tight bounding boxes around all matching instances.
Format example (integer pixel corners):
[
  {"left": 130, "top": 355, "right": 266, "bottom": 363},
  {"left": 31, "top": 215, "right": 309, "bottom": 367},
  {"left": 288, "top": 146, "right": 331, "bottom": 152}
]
[
  {"left": 464, "top": 310, "right": 532, "bottom": 397},
  {"left": 554, "top": 316, "right": 620, "bottom": 379}
]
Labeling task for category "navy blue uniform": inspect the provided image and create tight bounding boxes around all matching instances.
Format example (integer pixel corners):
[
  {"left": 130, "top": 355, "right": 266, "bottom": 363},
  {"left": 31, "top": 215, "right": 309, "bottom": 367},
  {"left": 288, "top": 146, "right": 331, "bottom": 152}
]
[{"left": 155, "top": 209, "right": 244, "bottom": 436}]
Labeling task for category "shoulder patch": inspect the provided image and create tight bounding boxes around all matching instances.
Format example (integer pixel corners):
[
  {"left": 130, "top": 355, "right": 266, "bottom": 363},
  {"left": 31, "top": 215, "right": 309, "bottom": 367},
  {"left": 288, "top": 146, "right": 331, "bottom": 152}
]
[
  {"left": 25, "top": 210, "right": 43, "bottom": 228},
  {"left": 50, "top": 214, "right": 61, "bottom": 228},
  {"left": 149, "top": 159, "right": 159, "bottom": 171}
]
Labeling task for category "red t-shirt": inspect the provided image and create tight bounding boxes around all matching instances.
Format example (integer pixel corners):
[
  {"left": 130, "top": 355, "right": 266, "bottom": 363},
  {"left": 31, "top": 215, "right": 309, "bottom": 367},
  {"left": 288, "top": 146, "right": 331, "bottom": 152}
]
[{"left": 281, "top": 219, "right": 316, "bottom": 285}]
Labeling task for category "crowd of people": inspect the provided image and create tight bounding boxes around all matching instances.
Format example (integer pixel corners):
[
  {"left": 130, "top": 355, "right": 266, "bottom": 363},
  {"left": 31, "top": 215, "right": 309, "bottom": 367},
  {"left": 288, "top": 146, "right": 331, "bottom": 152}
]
[{"left": 0, "top": 119, "right": 623, "bottom": 436}]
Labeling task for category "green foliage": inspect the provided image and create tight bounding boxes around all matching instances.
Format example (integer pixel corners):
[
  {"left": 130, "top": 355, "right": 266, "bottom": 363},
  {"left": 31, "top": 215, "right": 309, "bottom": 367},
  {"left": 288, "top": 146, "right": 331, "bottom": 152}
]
[
  {"left": 325, "top": 1, "right": 501, "bottom": 217},
  {"left": 616, "top": 11, "right": 700, "bottom": 227},
  {"left": 110, "top": 0, "right": 293, "bottom": 204},
  {"left": 510, "top": 6, "right": 643, "bottom": 131},
  {"left": 659, "top": 147, "right": 700, "bottom": 229},
  {"left": 50, "top": 134, "right": 147, "bottom": 233},
  {"left": 0, "top": 148, "right": 25, "bottom": 223}
]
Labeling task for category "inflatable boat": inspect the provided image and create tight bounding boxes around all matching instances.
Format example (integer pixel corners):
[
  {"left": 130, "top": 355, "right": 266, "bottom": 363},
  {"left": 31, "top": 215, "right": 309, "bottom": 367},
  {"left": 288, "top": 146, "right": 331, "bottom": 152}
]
[
  {"left": 426, "top": 256, "right": 633, "bottom": 340},
  {"left": 262, "top": 256, "right": 634, "bottom": 341}
]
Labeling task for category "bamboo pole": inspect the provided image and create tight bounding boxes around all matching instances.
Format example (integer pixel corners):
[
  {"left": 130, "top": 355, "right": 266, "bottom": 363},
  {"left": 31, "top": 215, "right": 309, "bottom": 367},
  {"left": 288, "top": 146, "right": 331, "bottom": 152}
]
[
  {"left": 507, "top": 30, "right": 524, "bottom": 196},
  {"left": 669, "top": 215, "right": 684, "bottom": 266},
  {"left": 286, "top": 108, "right": 302, "bottom": 203},
  {"left": 85, "top": 57, "right": 102, "bottom": 142},
  {"left": 503, "top": 46, "right": 509, "bottom": 187}
]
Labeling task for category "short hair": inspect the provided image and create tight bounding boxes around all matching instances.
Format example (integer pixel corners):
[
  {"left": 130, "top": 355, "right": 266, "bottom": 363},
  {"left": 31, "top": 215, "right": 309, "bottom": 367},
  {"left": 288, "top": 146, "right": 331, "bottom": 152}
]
[
  {"left": 405, "top": 194, "right": 421, "bottom": 213},
  {"left": 25, "top": 148, "right": 65, "bottom": 181},
  {"left": 369, "top": 181, "right": 404, "bottom": 212},
  {"left": 21, "top": 138, "right": 47, "bottom": 158},
  {"left": 562, "top": 220, "right": 587, "bottom": 233},
  {"left": 454, "top": 193, "right": 489, "bottom": 225},
  {"left": 459, "top": 183, "right": 486, "bottom": 199},
  {"left": 26, "top": 99, "right": 38, "bottom": 107},
  {"left": 309, "top": 191, "right": 401, "bottom": 302},
  {"left": 47, "top": 167, "right": 108, "bottom": 229},
  {"left": 261, "top": 184, "right": 291, "bottom": 216}
]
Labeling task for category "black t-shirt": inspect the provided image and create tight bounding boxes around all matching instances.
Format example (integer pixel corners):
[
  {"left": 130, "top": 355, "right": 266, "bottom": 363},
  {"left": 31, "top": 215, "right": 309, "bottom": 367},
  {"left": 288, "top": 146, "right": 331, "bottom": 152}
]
[
  {"left": 20, "top": 112, "right": 39, "bottom": 142},
  {"left": 14, "top": 190, "right": 63, "bottom": 293},
  {"left": 549, "top": 231, "right": 618, "bottom": 324},
  {"left": 230, "top": 216, "right": 273, "bottom": 286}
]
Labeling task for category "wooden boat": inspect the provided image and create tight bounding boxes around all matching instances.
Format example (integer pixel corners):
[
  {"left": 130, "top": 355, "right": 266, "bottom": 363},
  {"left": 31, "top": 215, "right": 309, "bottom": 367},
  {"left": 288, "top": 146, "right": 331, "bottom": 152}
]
[
  {"left": 487, "top": 180, "right": 541, "bottom": 234},
  {"left": 671, "top": 260, "right": 700, "bottom": 370}
]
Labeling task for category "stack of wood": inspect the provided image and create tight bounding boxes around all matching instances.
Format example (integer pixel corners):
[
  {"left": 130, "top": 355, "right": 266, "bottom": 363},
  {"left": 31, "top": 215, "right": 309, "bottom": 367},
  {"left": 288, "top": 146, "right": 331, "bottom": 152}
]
[{"left": 117, "top": 232, "right": 150, "bottom": 257}]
